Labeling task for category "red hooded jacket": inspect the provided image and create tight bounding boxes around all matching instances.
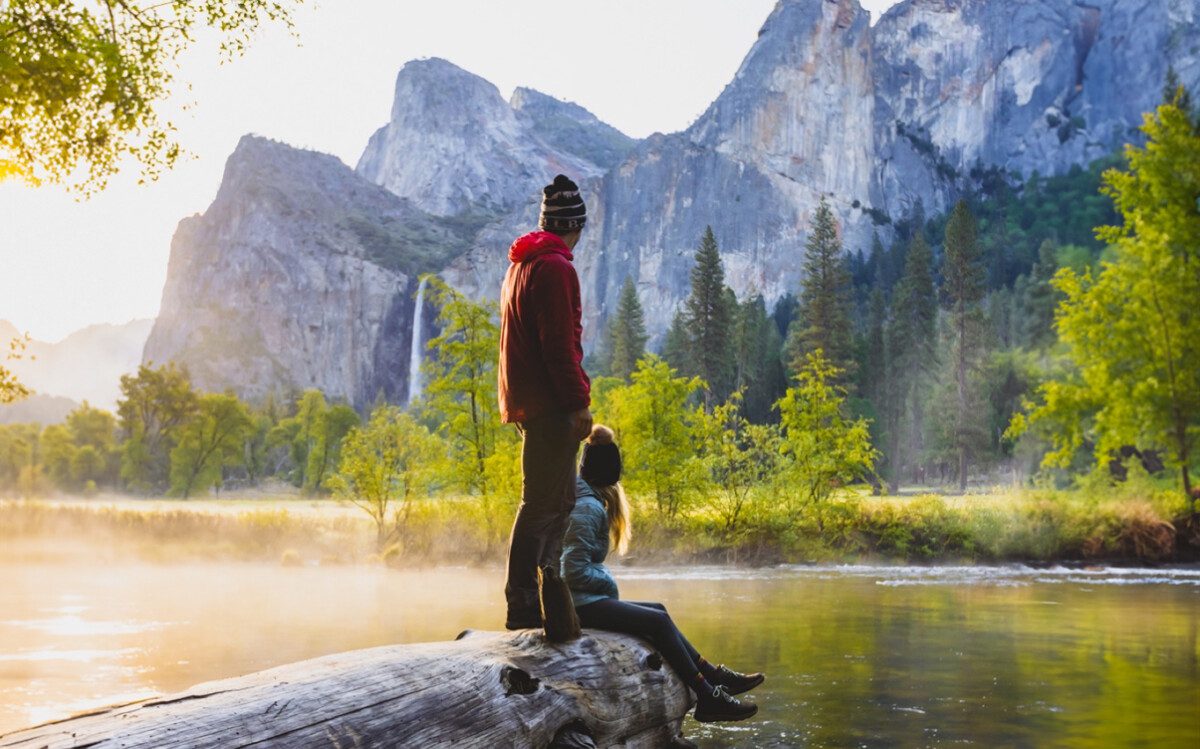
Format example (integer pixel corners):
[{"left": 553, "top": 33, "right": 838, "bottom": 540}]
[{"left": 498, "top": 231, "right": 591, "bottom": 424}]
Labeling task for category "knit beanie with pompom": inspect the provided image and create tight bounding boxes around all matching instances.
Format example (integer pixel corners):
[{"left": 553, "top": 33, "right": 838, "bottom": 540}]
[{"left": 580, "top": 424, "right": 622, "bottom": 487}]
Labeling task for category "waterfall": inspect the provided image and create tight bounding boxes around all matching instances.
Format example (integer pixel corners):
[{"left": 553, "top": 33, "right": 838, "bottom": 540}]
[{"left": 406, "top": 276, "right": 428, "bottom": 406}]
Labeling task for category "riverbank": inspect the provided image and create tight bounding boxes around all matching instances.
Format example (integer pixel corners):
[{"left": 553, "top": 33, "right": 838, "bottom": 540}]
[{"left": 2, "top": 484, "right": 1196, "bottom": 566}]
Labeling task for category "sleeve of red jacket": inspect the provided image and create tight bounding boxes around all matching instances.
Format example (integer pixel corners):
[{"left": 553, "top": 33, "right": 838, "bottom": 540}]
[{"left": 532, "top": 258, "right": 591, "bottom": 413}]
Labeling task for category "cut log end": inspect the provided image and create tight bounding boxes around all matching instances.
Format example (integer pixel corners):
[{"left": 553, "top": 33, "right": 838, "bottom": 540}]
[{"left": 0, "top": 630, "right": 694, "bottom": 749}]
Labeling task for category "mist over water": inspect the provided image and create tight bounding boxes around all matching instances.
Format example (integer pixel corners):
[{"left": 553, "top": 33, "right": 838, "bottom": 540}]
[{"left": 2, "top": 556, "right": 1196, "bottom": 746}]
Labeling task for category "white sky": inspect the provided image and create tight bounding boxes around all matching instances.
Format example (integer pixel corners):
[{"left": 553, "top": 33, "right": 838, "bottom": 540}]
[{"left": 0, "top": 0, "right": 901, "bottom": 342}]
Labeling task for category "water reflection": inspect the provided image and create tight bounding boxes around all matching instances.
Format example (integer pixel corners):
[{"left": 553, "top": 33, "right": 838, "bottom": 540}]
[{"left": 0, "top": 563, "right": 1196, "bottom": 747}]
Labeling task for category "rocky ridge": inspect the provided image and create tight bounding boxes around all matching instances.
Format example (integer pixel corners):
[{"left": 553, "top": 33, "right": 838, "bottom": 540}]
[{"left": 145, "top": 0, "right": 1200, "bottom": 401}]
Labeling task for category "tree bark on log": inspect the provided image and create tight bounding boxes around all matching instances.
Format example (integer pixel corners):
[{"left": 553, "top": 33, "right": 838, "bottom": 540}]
[{"left": 0, "top": 630, "right": 696, "bottom": 749}]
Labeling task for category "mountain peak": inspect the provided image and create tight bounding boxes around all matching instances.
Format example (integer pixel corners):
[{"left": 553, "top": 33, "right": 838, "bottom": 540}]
[
  {"left": 356, "top": 61, "right": 604, "bottom": 217},
  {"left": 511, "top": 87, "right": 636, "bottom": 169}
]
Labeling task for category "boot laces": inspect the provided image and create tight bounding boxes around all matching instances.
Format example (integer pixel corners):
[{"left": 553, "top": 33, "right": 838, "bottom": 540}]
[{"left": 711, "top": 685, "right": 740, "bottom": 704}]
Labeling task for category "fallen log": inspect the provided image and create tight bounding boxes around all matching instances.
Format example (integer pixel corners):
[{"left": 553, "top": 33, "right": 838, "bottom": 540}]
[{"left": 0, "top": 629, "right": 696, "bottom": 749}]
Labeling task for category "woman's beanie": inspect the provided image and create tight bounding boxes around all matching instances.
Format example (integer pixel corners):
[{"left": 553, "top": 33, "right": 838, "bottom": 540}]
[
  {"left": 580, "top": 424, "right": 621, "bottom": 487},
  {"left": 539, "top": 174, "right": 587, "bottom": 233}
]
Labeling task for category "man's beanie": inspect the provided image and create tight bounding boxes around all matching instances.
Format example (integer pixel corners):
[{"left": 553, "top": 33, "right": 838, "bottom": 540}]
[
  {"left": 539, "top": 174, "right": 587, "bottom": 233},
  {"left": 580, "top": 424, "right": 622, "bottom": 487}
]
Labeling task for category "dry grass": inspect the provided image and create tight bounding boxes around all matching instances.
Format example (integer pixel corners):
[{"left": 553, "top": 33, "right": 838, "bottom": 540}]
[{"left": 1, "top": 480, "right": 1194, "bottom": 567}]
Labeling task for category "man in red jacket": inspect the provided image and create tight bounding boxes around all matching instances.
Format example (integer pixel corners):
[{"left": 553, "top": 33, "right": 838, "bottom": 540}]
[{"left": 499, "top": 174, "right": 593, "bottom": 639}]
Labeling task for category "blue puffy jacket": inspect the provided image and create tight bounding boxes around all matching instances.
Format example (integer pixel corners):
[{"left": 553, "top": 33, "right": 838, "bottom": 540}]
[{"left": 561, "top": 477, "right": 619, "bottom": 607}]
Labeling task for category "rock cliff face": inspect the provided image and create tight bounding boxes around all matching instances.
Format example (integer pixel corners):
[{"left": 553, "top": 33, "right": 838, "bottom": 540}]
[
  {"left": 144, "top": 136, "right": 470, "bottom": 408},
  {"left": 147, "top": 0, "right": 1200, "bottom": 398},
  {"left": 445, "top": 0, "right": 1200, "bottom": 347},
  {"left": 871, "top": 0, "right": 1200, "bottom": 218},
  {"left": 355, "top": 59, "right": 606, "bottom": 219}
]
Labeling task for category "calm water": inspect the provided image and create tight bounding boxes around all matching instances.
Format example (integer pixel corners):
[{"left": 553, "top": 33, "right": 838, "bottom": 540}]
[{"left": 0, "top": 562, "right": 1196, "bottom": 747}]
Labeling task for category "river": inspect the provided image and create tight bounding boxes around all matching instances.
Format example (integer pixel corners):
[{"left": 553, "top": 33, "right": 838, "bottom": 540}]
[{"left": 1, "top": 562, "right": 1196, "bottom": 747}]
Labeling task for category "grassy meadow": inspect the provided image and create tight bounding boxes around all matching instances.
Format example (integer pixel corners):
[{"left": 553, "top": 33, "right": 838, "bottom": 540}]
[{"left": 4, "top": 477, "right": 1194, "bottom": 569}]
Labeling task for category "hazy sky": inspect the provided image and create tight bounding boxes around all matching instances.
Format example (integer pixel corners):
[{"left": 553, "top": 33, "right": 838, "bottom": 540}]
[{"left": 0, "top": 0, "right": 901, "bottom": 342}]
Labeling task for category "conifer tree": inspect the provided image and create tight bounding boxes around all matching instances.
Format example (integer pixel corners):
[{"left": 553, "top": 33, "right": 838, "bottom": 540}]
[
  {"left": 862, "top": 286, "right": 899, "bottom": 491},
  {"left": 884, "top": 232, "right": 939, "bottom": 489},
  {"left": 788, "top": 198, "right": 855, "bottom": 383},
  {"left": 732, "top": 294, "right": 787, "bottom": 423},
  {"left": 684, "top": 226, "right": 736, "bottom": 403},
  {"left": 1020, "top": 239, "right": 1061, "bottom": 349},
  {"left": 942, "top": 200, "right": 987, "bottom": 492},
  {"left": 662, "top": 309, "right": 693, "bottom": 376},
  {"left": 607, "top": 276, "right": 649, "bottom": 381}
]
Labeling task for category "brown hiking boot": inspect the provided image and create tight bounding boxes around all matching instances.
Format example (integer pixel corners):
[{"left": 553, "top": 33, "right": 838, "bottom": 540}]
[{"left": 538, "top": 566, "right": 581, "bottom": 642}]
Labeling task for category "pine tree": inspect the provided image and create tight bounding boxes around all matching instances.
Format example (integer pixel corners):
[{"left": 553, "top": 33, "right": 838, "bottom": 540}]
[
  {"left": 607, "top": 276, "right": 649, "bottom": 381},
  {"left": 684, "top": 226, "right": 735, "bottom": 403},
  {"left": 863, "top": 287, "right": 888, "bottom": 405},
  {"left": 732, "top": 294, "right": 787, "bottom": 423},
  {"left": 887, "top": 231, "right": 938, "bottom": 490},
  {"left": 662, "top": 309, "right": 693, "bottom": 376},
  {"left": 1020, "top": 239, "right": 1061, "bottom": 349},
  {"left": 862, "top": 286, "right": 897, "bottom": 491},
  {"left": 771, "top": 292, "right": 798, "bottom": 339},
  {"left": 942, "top": 200, "right": 987, "bottom": 492},
  {"left": 788, "top": 198, "right": 855, "bottom": 383}
]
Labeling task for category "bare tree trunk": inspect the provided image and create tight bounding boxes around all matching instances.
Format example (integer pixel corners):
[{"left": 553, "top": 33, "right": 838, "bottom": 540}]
[{"left": 0, "top": 631, "right": 694, "bottom": 749}]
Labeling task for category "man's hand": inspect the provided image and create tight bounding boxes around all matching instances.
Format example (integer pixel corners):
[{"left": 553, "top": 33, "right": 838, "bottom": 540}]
[{"left": 567, "top": 408, "right": 593, "bottom": 442}]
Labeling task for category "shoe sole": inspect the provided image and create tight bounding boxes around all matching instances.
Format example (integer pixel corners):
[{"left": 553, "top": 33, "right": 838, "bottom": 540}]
[{"left": 693, "top": 704, "right": 759, "bottom": 723}]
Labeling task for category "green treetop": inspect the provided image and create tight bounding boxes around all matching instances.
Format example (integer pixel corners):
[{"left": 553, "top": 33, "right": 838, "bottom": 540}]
[
  {"left": 1012, "top": 101, "right": 1200, "bottom": 505},
  {"left": 169, "top": 392, "right": 253, "bottom": 498},
  {"left": 421, "top": 276, "right": 503, "bottom": 495},
  {"left": 607, "top": 276, "right": 649, "bottom": 382},
  {"left": 941, "top": 200, "right": 988, "bottom": 492},
  {"left": 684, "top": 226, "right": 736, "bottom": 403},
  {"left": 1, "top": 0, "right": 300, "bottom": 192},
  {"left": 788, "top": 198, "right": 855, "bottom": 382}
]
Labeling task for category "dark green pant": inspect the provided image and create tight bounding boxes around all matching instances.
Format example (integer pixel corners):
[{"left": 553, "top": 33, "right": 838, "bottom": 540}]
[{"left": 504, "top": 411, "right": 580, "bottom": 620}]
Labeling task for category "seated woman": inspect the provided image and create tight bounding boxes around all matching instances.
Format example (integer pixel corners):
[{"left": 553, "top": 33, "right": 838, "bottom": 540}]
[{"left": 561, "top": 425, "right": 764, "bottom": 723}]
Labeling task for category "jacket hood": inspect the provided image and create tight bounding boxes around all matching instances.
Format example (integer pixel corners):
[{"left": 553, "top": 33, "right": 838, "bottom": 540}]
[{"left": 509, "top": 230, "right": 573, "bottom": 263}]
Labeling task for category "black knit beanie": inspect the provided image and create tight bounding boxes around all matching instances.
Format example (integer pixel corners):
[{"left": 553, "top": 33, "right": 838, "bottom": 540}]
[
  {"left": 580, "top": 440, "right": 622, "bottom": 488},
  {"left": 539, "top": 174, "right": 587, "bottom": 233}
]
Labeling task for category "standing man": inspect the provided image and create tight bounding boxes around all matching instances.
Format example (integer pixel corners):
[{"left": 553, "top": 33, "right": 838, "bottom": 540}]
[{"left": 499, "top": 174, "right": 593, "bottom": 641}]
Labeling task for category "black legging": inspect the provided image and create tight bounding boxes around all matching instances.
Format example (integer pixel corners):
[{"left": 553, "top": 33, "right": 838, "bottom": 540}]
[{"left": 576, "top": 599, "right": 706, "bottom": 691}]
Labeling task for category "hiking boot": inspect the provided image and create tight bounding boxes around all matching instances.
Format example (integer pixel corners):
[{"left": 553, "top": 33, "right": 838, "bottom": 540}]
[
  {"left": 693, "top": 685, "right": 758, "bottom": 723},
  {"left": 710, "top": 664, "right": 765, "bottom": 695},
  {"left": 505, "top": 608, "right": 542, "bottom": 631}
]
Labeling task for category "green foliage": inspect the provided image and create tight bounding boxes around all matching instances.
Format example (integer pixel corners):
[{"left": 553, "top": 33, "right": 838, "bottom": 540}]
[
  {"left": 776, "top": 350, "right": 877, "bottom": 524},
  {"left": 695, "top": 392, "right": 782, "bottom": 532},
  {"left": 168, "top": 393, "right": 252, "bottom": 498},
  {"left": 605, "top": 276, "right": 649, "bottom": 381},
  {"left": 304, "top": 404, "right": 359, "bottom": 493},
  {"left": 599, "top": 355, "right": 704, "bottom": 518},
  {"left": 1014, "top": 102, "right": 1200, "bottom": 503},
  {"left": 0, "top": 334, "right": 30, "bottom": 404},
  {"left": 0, "top": 0, "right": 300, "bottom": 192},
  {"left": 961, "top": 156, "right": 1120, "bottom": 288},
  {"left": 420, "top": 276, "right": 503, "bottom": 495},
  {"left": 329, "top": 404, "right": 441, "bottom": 549},
  {"left": 731, "top": 294, "right": 787, "bottom": 423},
  {"left": 788, "top": 198, "right": 855, "bottom": 382},
  {"left": 1017, "top": 239, "right": 1063, "bottom": 348},
  {"left": 941, "top": 200, "right": 989, "bottom": 491},
  {"left": 661, "top": 309, "right": 693, "bottom": 376},
  {"left": 267, "top": 389, "right": 355, "bottom": 493},
  {"left": 117, "top": 363, "right": 198, "bottom": 493},
  {"left": 682, "top": 226, "right": 736, "bottom": 403}
]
